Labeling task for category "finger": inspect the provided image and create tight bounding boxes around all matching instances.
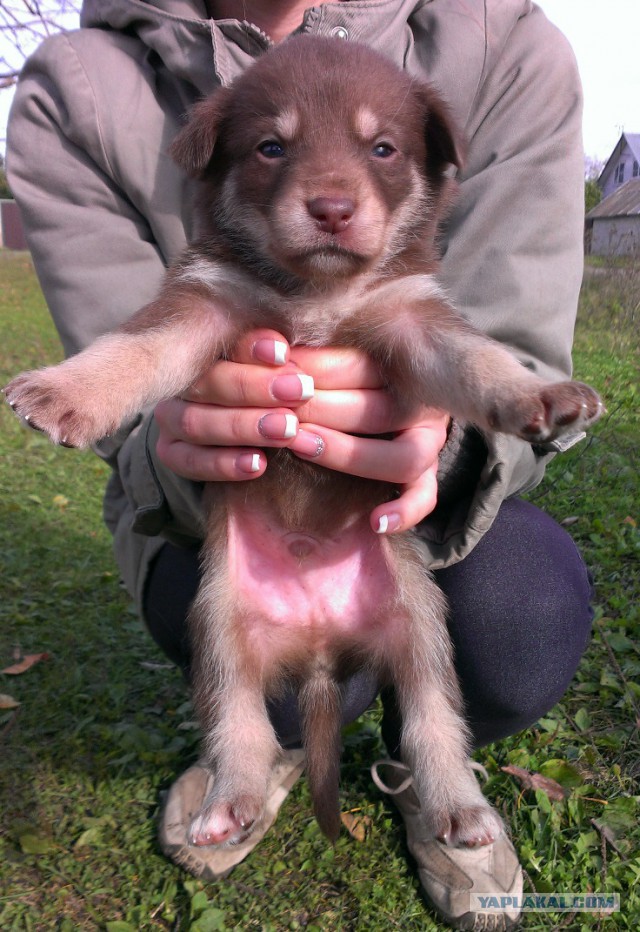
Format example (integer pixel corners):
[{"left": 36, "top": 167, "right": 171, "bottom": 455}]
[
  {"left": 184, "top": 341, "right": 381, "bottom": 408},
  {"left": 370, "top": 462, "right": 439, "bottom": 534},
  {"left": 155, "top": 439, "right": 269, "bottom": 483},
  {"left": 300, "top": 393, "right": 450, "bottom": 436},
  {"left": 185, "top": 358, "right": 316, "bottom": 407},
  {"left": 155, "top": 397, "right": 299, "bottom": 447},
  {"left": 229, "top": 329, "right": 292, "bottom": 366},
  {"left": 288, "top": 421, "right": 445, "bottom": 485},
  {"left": 299, "top": 387, "right": 395, "bottom": 433},
  {"left": 288, "top": 344, "right": 383, "bottom": 390}
]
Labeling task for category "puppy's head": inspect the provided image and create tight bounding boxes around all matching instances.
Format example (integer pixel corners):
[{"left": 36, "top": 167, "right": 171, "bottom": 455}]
[{"left": 171, "top": 36, "right": 463, "bottom": 285}]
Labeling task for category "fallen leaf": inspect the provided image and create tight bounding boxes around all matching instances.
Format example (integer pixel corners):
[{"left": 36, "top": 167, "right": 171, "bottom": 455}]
[
  {"left": 622, "top": 516, "right": 636, "bottom": 528},
  {"left": 52, "top": 494, "right": 69, "bottom": 509},
  {"left": 501, "top": 765, "right": 567, "bottom": 801},
  {"left": 560, "top": 516, "right": 580, "bottom": 527},
  {"left": 0, "top": 693, "right": 20, "bottom": 709},
  {"left": 340, "top": 810, "right": 372, "bottom": 842},
  {"left": 1, "top": 652, "right": 50, "bottom": 675},
  {"left": 19, "top": 830, "right": 56, "bottom": 855}
]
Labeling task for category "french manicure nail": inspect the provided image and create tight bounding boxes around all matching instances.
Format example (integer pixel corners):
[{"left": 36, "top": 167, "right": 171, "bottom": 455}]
[
  {"left": 375, "top": 512, "right": 402, "bottom": 534},
  {"left": 254, "top": 338, "right": 288, "bottom": 365},
  {"left": 258, "top": 412, "right": 298, "bottom": 440},
  {"left": 237, "top": 452, "right": 262, "bottom": 473},
  {"left": 290, "top": 429, "right": 325, "bottom": 458},
  {"left": 271, "top": 373, "right": 315, "bottom": 402}
]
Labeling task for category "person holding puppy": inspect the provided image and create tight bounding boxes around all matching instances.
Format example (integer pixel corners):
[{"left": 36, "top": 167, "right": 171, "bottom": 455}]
[{"left": 7, "top": 1, "right": 593, "bottom": 928}]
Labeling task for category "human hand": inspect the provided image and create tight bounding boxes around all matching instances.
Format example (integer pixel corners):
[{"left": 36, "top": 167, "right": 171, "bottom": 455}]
[{"left": 154, "top": 329, "right": 450, "bottom": 533}]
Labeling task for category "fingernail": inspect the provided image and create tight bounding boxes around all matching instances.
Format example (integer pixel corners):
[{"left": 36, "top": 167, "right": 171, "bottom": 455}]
[
  {"left": 253, "top": 339, "right": 288, "bottom": 365},
  {"left": 290, "top": 429, "right": 325, "bottom": 458},
  {"left": 375, "top": 513, "right": 402, "bottom": 534},
  {"left": 258, "top": 413, "right": 298, "bottom": 440},
  {"left": 271, "top": 373, "right": 314, "bottom": 402},
  {"left": 236, "top": 452, "right": 263, "bottom": 473}
]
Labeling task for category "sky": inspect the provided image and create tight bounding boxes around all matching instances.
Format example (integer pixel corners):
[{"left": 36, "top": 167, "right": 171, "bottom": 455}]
[
  {"left": 1, "top": 0, "right": 639, "bottom": 164},
  {"left": 538, "top": 0, "right": 640, "bottom": 163}
]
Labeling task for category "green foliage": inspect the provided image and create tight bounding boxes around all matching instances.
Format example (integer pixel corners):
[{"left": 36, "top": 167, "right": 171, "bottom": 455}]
[
  {"left": 585, "top": 178, "right": 602, "bottom": 214},
  {"left": 0, "top": 152, "right": 12, "bottom": 198},
  {"left": 0, "top": 250, "right": 638, "bottom": 929}
]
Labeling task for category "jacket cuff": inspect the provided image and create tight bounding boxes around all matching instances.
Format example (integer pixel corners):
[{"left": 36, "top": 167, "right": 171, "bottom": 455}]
[
  {"left": 418, "top": 422, "right": 553, "bottom": 569},
  {"left": 123, "top": 415, "right": 206, "bottom": 545}
]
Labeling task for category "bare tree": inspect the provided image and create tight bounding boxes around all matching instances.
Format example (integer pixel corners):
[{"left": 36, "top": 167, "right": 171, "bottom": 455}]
[
  {"left": 584, "top": 155, "right": 605, "bottom": 182},
  {"left": 0, "top": 1, "right": 80, "bottom": 89}
]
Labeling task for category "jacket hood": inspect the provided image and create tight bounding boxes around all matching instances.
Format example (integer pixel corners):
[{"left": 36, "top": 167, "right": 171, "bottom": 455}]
[
  {"left": 78, "top": 0, "right": 507, "bottom": 128},
  {"left": 79, "top": 0, "right": 436, "bottom": 83}
]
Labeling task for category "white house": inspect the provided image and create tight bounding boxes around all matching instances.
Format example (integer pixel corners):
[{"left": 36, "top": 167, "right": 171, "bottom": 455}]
[
  {"left": 598, "top": 133, "right": 640, "bottom": 199},
  {"left": 586, "top": 179, "right": 640, "bottom": 256},
  {"left": 585, "top": 133, "right": 640, "bottom": 256}
]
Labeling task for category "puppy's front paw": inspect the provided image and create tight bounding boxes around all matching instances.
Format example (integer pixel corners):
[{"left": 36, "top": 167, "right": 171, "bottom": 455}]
[
  {"left": 189, "top": 792, "right": 264, "bottom": 848},
  {"left": 4, "top": 369, "right": 117, "bottom": 448},
  {"left": 491, "top": 380, "right": 603, "bottom": 443},
  {"left": 519, "top": 380, "right": 603, "bottom": 443}
]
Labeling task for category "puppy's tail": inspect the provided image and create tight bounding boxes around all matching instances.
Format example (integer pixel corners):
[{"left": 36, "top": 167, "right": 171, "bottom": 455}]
[{"left": 298, "top": 668, "right": 342, "bottom": 842}]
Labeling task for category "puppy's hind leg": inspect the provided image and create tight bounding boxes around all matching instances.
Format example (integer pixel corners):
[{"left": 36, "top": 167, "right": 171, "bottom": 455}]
[
  {"left": 187, "top": 515, "right": 282, "bottom": 848},
  {"left": 189, "top": 675, "right": 281, "bottom": 848},
  {"left": 384, "top": 542, "right": 502, "bottom": 847}
]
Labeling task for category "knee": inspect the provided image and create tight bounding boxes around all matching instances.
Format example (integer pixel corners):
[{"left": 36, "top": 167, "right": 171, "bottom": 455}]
[
  {"left": 436, "top": 498, "right": 595, "bottom": 748},
  {"left": 464, "top": 582, "right": 593, "bottom": 748}
]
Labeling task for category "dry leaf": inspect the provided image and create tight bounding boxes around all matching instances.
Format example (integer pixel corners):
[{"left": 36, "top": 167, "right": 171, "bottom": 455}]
[
  {"left": 560, "top": 516, "right": 580, "bottom": 527},
  {"left": 622, "top": 516, "right": 636, "bottom": 528},
  {"left": 0, "top": 693, "right": 20, "bottom": 709},
  {"left": 501, "top": 765, "right": 566, "bottom": 801},
  {"left": 1, "top": 652, "right": 50, "bottom": 675},
  {"left": 340, "top": 811, "right": 372, "bottom": 842}
]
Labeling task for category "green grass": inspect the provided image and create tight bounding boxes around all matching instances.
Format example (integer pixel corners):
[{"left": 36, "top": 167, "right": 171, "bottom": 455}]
[{"left": 0, "top": 250, "right": 638, "bottom": 930}]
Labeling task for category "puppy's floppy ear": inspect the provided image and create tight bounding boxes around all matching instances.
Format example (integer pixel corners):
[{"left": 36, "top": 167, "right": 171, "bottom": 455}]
[
  {"left": 169, "top": 87, "right": 234, "bottom": 177},
  {"left": 419, "top": 86, "right": 466, "bottom": 179}
]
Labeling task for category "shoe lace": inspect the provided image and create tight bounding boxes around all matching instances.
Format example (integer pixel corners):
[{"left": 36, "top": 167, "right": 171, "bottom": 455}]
[{"left": 370, "top": 757, "right": 489, "bottom": 796}]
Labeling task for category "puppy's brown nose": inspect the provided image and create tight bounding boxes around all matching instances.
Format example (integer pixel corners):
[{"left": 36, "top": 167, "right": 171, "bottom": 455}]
[{"left": 307, "top": 196, "right": 355, "bottom": 234}]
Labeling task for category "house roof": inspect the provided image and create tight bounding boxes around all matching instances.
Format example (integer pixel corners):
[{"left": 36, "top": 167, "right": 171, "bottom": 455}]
[
  {"left": 598, "top": 132, "right": 640, "bottom": 185},
  {"left": 587, "top": 178, "right": 640, "bottom": 220}
]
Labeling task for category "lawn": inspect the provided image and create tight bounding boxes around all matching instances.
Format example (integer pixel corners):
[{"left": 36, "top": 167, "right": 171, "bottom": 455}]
[{"left": 0, "top": 250, "right": 638, "bottom": 930}]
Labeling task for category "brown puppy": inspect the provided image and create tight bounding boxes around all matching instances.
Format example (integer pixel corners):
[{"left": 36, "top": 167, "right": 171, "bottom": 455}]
[{"left": 5, "top": 36, "right": 602, "bottom": 849}]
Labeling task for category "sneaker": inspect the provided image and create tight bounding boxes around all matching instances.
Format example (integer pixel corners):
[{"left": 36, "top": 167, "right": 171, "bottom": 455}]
[
  {"left": 371, "top": 759, "right": 523, "bottom": 931},
  {"left": 159, "top": 748, "right": 306, "bottom": 880}
]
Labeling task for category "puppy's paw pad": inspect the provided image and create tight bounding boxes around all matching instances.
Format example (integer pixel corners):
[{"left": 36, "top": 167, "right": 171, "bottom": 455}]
[
  {"left": 518, "top": 381, "right": 603, "bottom": 443},
  {"left": 5, "top": 371, "right": 110, "bottom": 447},
  {"left": 437, "top": 804, "right": 503, "bottom": 848},
  {"left": 541, "top": 381, "right": 603, "bottom": 432},
  {"left": 189, "top": 794, "right": 263, "bottom": 848}
]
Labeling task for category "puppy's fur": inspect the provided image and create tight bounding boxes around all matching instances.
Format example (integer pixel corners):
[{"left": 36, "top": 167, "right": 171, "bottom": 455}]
[{"left": 6, "top": 37, "right": 602, "bottom": 848}]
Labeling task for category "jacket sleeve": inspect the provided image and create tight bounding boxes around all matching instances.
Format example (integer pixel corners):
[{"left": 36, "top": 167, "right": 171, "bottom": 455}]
[
  {"left": 418, "top": 3, "right": 587, "bottom": 567},
  {"left": 6, "top": 32, "right": 197, "bottom": 605},
  {"left": 7, "top": 33, "right": 172, "bottom": 357}
]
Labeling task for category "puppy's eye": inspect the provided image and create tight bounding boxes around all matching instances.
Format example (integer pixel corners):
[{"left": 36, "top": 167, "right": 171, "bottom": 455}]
[
  {"left": 258, "top": 140, "right": 285, "bottom": 159},
  {"left": 372, "top": 142, "right": 396, "bottom": 159}
]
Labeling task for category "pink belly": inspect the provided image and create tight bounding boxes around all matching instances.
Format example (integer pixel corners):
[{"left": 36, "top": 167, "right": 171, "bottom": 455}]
[{"left": 227, "top": 501, "right": 396, "bottom": 655}]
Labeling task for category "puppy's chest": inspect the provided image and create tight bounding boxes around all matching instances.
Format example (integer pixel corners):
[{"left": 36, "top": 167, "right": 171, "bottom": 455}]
[
  {"left": 269, "top": 288, "right": 365, "bottom": 346},
  {"left": 286, "top": 307, "right": 352, "bottom": 347}
]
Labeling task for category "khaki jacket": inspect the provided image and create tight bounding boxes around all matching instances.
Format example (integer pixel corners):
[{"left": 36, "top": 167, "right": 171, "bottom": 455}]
[{"left": 7, "top": 0, "right": 586, "bottom": 612}]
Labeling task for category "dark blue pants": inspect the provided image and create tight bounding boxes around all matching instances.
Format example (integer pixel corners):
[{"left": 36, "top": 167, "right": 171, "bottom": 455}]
[{"left": 143, "top": 498, "right": 593, "bottom": 750}]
